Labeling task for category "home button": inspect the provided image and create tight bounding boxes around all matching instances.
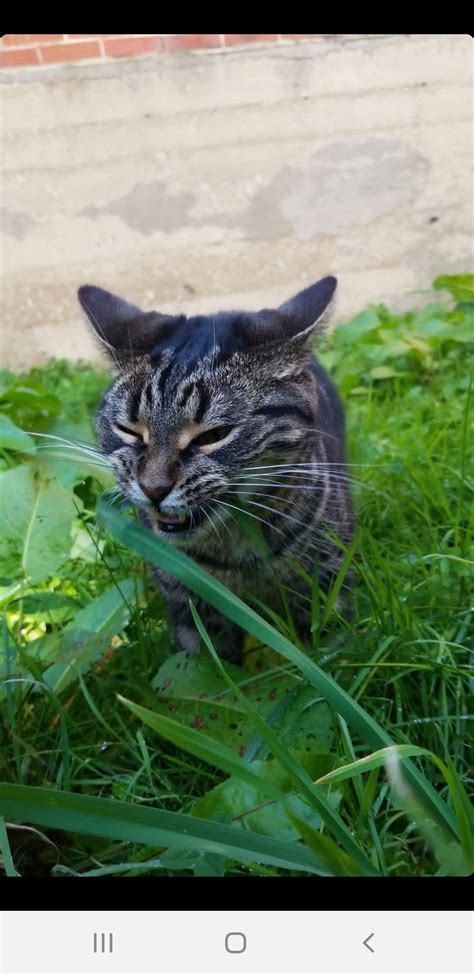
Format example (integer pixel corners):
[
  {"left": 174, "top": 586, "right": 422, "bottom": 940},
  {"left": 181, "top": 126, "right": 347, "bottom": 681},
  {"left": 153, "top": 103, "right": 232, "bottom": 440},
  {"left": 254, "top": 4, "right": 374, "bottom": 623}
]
[{"left": 225, "top": 932, "right": 247, "bottom": 954}]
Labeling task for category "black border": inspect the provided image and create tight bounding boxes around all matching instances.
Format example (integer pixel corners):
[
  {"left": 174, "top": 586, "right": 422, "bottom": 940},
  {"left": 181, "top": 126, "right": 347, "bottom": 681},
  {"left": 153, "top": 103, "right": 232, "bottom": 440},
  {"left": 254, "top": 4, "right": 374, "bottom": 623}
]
[{"left": 1, "top": 874, "right": 471, "bottom": 912}]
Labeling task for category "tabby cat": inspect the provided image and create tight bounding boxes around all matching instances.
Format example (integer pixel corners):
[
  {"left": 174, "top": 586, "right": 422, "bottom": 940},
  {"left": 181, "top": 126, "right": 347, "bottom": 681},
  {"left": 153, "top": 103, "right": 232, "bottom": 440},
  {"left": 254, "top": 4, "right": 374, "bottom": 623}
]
[{"left": 79, "top": 276, "right": 353, "bottom": 661}]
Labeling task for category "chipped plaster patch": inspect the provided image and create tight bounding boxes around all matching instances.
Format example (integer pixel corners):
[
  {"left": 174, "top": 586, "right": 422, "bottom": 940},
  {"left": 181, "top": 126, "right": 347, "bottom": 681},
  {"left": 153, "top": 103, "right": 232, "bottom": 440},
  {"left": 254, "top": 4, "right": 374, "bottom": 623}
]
[{"left": 82, "top": 181, "right": 195, "bottom": 235}]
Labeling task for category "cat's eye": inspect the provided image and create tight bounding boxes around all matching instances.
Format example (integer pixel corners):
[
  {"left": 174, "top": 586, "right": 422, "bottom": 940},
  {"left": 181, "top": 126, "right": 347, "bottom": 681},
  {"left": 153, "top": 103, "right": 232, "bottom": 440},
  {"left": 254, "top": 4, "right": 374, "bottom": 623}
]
[
  {"left": 114, "top": 422, "right": 144, "bottom": 443},
  {"left": 191, "top": 426, "right": 234, "bottom": 448}
]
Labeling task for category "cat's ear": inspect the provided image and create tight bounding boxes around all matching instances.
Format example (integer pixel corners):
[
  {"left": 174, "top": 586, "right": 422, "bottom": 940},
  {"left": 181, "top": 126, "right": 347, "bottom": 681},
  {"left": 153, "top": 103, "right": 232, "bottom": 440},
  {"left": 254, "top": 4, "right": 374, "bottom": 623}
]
[
  {"left": 78, "top": 285, "right": 176, "bottom": 360},
  {"left": 250, "top": 276, "right": 337, "bottom": 379},
  {"left": 251, "top": 275, "right": 337, "bottom": 350},
  {"left": 278, "top": 275, "right": 337, "bottom": 340}
]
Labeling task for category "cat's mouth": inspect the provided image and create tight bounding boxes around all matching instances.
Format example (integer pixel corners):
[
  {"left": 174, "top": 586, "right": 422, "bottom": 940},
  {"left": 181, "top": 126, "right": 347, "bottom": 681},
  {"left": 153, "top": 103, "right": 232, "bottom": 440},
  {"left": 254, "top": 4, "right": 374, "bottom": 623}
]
[{"left": 152, "top": 506, "right": 203, "bottom": 535}]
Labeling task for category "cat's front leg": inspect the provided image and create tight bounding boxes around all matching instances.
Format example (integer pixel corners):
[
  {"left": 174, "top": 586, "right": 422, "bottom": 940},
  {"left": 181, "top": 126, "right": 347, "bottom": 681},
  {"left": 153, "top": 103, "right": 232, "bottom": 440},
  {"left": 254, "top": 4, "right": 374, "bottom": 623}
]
[
  {"left": 152, "top": 566, "right": 243, "bottom": 661},
  {"left": 152, "top": 567, "right": 200, "bottom": 655},
  {"left": 197, "top": 609, "right": 244, "bottom": 665}
]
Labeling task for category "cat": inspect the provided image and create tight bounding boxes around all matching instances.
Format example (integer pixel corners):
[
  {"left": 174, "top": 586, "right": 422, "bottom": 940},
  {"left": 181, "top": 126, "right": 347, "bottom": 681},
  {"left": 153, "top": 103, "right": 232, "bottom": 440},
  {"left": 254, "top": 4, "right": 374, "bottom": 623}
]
[{"left": 78, "top": 276, "right": 354, "bottom": 662}]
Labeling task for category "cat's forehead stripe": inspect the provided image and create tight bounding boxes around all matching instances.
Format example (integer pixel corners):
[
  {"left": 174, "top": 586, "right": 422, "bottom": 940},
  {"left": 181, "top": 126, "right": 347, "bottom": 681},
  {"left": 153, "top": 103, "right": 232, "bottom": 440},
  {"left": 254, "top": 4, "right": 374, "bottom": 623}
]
[
  {"left": 193, "top": 383, "right": 210, "bottom": 424},
  {"left": 128, "top": 386, "right": 143, "bottom": 423}
]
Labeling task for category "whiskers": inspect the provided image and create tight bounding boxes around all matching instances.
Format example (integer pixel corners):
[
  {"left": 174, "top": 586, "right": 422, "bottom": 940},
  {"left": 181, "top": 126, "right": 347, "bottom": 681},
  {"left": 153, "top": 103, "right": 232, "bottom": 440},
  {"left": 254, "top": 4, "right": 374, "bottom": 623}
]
[
  {"left": 214, "top": 497, "right": 346, "bottom": 565},
  {"left": 232, "top": 460, "right": 389, "bottom": 500},
  {"left": 199, "top": 503, "right": 221, "bottom": 543},
  {"left": 208, "top": 501, "right": 233, "bottom": 540},
  {"left": 197, "top": 499, "right": 236, "bottom": 545},
  {"left": 20, "top": 431, "right": 110, "bottom": 470},
  {"left": 239, "top": 460, "right": 379, "bottom": 473},
  {"left": 105, "top": 485, "right": 127, "bottom": 507},
  {"left": 215, "top": 497, "right": 287, "bottom": 541},
  {"left": 223, "top": 493, "right": 333, "bottom": 534}
]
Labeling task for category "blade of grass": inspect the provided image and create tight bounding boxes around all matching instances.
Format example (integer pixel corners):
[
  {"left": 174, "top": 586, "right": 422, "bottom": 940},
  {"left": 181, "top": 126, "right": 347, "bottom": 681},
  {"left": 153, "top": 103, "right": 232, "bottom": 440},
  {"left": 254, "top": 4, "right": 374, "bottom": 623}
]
[
  {"left": 53, "top": 859, "right": 164, "bottom": 877},
  {"left": 337, "top": 715, "right": 387, "bottom": 874},
  {"left": 0, "top": 782, "right": 325, "bottom": 875},
  {"left": 2, "top": 614, "right": 23, "bottom": 784},
  {"left": 319, "top": 532, "right": 359, "bottom": 630},
  {"left": 0, "top": 816, "right": 19, "bottom": 877},
  {"left": 286, "top": 809, "right": 364, "bottom": 877},
  {"left": 316, "top": 745, "right": 430, "bottom": 786}
]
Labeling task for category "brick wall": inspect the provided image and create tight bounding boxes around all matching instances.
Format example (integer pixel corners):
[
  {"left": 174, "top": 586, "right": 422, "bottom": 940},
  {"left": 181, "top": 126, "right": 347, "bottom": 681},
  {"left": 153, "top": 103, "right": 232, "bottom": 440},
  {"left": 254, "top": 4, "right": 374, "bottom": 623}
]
[{"left": 0, "top": 34, "right": 323, "bottom": 69}]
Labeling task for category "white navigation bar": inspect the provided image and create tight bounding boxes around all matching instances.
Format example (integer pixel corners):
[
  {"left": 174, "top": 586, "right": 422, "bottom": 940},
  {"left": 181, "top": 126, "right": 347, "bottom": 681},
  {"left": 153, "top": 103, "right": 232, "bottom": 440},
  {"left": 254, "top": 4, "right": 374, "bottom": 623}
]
[{"left": 1, "top": 911, "right": 472, "bottom": 973}]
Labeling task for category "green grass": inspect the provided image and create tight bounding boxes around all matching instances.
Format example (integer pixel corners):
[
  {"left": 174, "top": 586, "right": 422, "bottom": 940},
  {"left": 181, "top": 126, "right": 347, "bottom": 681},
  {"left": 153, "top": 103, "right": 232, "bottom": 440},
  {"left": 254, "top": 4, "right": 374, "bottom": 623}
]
[{"left": 0, "top": 276, "right": 472, "bottom": 877}]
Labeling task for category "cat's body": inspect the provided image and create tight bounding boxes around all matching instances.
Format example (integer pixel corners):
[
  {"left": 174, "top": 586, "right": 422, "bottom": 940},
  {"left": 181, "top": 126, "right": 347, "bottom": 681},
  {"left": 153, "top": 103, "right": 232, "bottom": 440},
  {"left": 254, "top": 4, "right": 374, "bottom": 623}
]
[{"left": 79, "top": 276, "right": 354, "bottom": 661}]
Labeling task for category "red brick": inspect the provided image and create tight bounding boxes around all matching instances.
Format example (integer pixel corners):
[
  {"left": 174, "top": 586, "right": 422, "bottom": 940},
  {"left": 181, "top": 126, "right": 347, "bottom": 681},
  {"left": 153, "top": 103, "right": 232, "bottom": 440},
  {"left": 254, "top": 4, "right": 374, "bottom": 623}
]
[
  {"left": 41, "top": 41, "right": 102, "bottom": 64},
  {"left": 224, "top": 34, "right": 278, "bottom": 46},
  {"left": 3, "top": 34, "right": 63, "bottom": 46},
  {"left": 103, "top": 36, "right": 164, "bottom": 58},
  {"left": 0, "top": 47, "right": 40, "bottom": 67},
  {"left": 163, "top": 34, "right": 221, "bottom": 52}
]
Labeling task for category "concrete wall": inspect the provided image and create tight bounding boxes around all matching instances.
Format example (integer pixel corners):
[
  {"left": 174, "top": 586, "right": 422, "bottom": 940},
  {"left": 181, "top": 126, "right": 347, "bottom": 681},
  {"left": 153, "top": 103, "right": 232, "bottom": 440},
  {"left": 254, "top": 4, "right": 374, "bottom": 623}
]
[{"left": 1, "top": 33, "right": 472, "bottom": 369}]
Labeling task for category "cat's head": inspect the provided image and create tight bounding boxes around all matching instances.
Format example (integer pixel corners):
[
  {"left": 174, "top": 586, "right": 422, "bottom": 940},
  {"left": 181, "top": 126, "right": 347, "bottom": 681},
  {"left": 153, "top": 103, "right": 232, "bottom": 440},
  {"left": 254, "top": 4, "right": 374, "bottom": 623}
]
[{"left": 78, "top": 277, "right": 336, "bottom": 542}]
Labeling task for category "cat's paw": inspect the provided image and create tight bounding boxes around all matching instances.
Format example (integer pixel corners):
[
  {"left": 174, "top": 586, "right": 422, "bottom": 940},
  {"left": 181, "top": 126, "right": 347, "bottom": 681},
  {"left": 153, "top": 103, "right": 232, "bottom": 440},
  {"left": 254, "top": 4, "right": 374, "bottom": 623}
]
[{"left": 175, "top": 625, "right": 200, "bottom": 655}]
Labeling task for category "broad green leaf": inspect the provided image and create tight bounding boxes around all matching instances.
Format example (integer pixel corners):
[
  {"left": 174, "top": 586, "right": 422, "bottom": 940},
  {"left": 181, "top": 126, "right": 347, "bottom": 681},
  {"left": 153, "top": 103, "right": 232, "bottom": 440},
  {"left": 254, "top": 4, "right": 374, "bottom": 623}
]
[
  {"left": 369, "top": 339, "right": 412, "bottom": 361},
  {"left": 193, "top": 851, "right": 227, "bottom": 876},
  {"left": 192, "top": 754, "right": 335, "bottom": 842},
  {"left": 333, "top": 307, "right": 381, "bottom": 342},
  {"left": 0, "top": 783, "right": 325, "bottom": 874},
  {"left": 20, "top": 592, "right": 80, "bottom": 615},
  {"left": 444, "top": 319, "right": 474, "bottom": 344},
  {"left": 0, "top": 381, "right": 61, "bottom": 427},
  {"left": 42, "top": 580, "right": 136, "bottom": 693},
  {"left": 0, "top": 414, "right": 35, "bottom": 453},
  {"left": 36, "top": 454, "right": 109, "bottom": 492},
  {"left": 0, "top": 465, "right": 78, "bottom": 584},
  {"left": 416, "top": 318, "right": 452, "bottom": 340},
  {"left": 152, "top": 651, "right": 333, "bottom": 755}
]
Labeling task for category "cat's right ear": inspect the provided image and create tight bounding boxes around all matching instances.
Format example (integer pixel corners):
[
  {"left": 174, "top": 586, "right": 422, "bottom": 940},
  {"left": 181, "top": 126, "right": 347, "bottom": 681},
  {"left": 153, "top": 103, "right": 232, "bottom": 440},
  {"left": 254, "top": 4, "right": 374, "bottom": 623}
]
[{"left": 78, "top": 285, "right": 175, "bottom": 361}]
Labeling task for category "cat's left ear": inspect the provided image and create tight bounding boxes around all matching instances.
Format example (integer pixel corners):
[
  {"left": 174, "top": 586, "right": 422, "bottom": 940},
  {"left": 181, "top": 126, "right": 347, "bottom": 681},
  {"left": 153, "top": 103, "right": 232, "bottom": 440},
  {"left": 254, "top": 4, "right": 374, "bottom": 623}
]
[
  {"left": 78, "top": 285, "right": 178, "bottom": 361},
  {"left": 277, "top": 275, "right": 337, "bottom": 341}
]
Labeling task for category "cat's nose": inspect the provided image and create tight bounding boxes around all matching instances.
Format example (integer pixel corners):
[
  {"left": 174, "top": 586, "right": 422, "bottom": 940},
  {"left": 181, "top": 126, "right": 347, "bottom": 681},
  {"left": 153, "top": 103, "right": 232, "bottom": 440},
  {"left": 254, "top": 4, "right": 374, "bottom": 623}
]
[
  {"left": 137, "top": 454, "right": 178, "bottom": 504},
  {"left": 138, "top": 481, "right": 173, "bottom": 503}
]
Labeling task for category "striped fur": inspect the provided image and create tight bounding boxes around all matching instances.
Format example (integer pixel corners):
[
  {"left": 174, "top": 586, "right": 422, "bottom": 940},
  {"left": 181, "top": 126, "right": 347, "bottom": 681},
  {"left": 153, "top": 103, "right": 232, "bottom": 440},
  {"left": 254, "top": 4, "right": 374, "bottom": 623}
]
[{"left": 79, "top": 277, "right": 354, "bottom": 661}]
